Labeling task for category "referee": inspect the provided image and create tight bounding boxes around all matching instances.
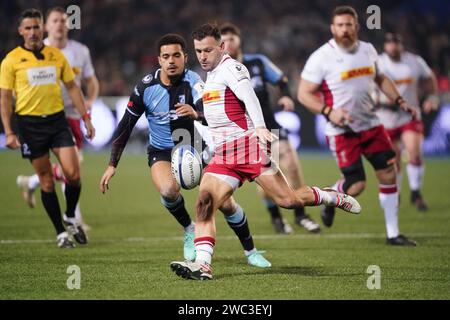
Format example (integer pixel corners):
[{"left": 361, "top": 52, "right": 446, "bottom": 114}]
[{"left": 0, "top": 9, "right": 95, "bottom": 248}]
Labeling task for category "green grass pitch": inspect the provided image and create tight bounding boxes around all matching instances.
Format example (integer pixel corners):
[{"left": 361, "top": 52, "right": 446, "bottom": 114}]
[{"left": 0, "top": 150, "right": 449, "bottom": 299}]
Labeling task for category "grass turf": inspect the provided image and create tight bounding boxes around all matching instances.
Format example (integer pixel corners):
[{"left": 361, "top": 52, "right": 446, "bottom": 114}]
[{"left": 0, "top": 150, "right": 449, "bottom": 299}]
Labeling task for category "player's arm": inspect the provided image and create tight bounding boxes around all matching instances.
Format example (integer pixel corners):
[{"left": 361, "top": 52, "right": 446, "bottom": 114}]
[
  {"left": 83, "top": 75, "right": 99, "bottom": 111},
  {"left": 0, "top": 89, "right": 19, "bottom": 149},
  {"left": 298, "top": 78, "right": 351, "bottom": 127},
  {"left": 374, "top": 69, "right": 417, "bottom": 118},
  {"left": 100, "top": 83, "right": 146, "bottom": 193},
  {"left": 422, "top": 73, "right": 439, "bottom": 114},
  {"left": 64, "top": 80, "right": 95, "bottom": 139}
]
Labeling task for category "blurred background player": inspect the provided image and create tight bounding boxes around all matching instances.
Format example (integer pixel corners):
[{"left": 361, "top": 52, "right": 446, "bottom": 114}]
[
  {"left": 170, "top": 24, "right": 361, "bottom": 281},
  {"left": 220, "top": 22, "right": 320, "bottom": 234},
  {"left": 374, "top": 32, "right": 439, "bottom": 211},
  {"left": 16, "top": 7, "right": 99, "bottom": 230},
  {"left": 0, "top": 9, "right": 95, "bottom": 248},
  {"left": 298, "top": 6, "right": 417, "bottom": 246},
  {"left": 99, "top": 34, "right": 271, "bottom": 268}
]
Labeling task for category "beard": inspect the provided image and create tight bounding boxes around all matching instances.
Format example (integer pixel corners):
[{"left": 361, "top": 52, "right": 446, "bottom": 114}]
[
  {"left": 387, "top": 50, "right": 401, "bottom": 61},
  {"left": 335, "top": 34, "right": 357, "bottom": 51}
]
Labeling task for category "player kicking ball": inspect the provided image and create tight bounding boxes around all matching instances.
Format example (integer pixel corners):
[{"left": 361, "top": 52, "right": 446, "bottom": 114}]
[
  {"left": 170, "top": 24, "right": 361, "bottom": 281},
  {"left": 100, "top": 34, "right": 271, "bottom": 269}
]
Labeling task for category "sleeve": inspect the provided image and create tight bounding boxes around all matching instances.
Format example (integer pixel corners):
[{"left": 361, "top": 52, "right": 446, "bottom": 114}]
[
  {"left": 61, "top": 53, "right": 76, "bottom": 83},
  {"left": 109, "top": 80, "right": 147, "bottom": 167},
  {"left": 0, "top": 56, "right": 15, "bottom": 90},
  {"left": 300, "top": 50, "right": 325, "bottom": 84},
  {"left": 187, "top": 70, "right": 204, "bottom": 105},
  {"left": 258, "top": 54, "right": 283, "bottom": 84},
  {"left": 416, "top": 56, "right": 433, "bottom": 78},
  {"left": 81, "top": 45, "right": 95, "bottom": 79},
  {"left": 224, "top": 63, "right": 266, "bottom": 128}
]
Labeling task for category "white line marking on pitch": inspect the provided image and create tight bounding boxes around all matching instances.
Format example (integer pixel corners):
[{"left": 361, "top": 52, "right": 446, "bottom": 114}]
[{"left": 0, "top": 232, "right": 443, "bottom": 245}]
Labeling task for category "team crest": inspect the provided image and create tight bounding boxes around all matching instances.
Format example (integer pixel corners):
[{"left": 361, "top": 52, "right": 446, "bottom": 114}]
[
  {"left": 142, "top": 74, "right": 153, "bottom": 83},
  {"left": 178, "top": 95, "right": 185, "bottom": 104}
]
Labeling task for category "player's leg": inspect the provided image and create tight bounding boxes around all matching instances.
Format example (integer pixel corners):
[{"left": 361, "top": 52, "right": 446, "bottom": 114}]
[
  {"left": 170, "top": 173, "right": 234, "bottom": 280},
  {"left": 255, "top": 165, "right": 361, "bottom": 213},
  {"left": 150, "top": 159, "right": 195, "bottom": 261},
  {"left": 52, "top": 145, "right": 87, "bottom": 244},
  {"left": 364, "top": 126, "right": 417, "bottom": 246},
  {"left": 30, "top": 154, "right": 73, "bottom": 248},
  {"left": 277, "top": 139, "right": 320, "bottom": 233},
  {"left": 257, "top": 138, "right": 293, "bottom": 234},
  {"left": 402, "top": 129, "right": 427, "bottom": 211},
  {"left": 219, "top": 196, "right": 271, "bottom": 268}
]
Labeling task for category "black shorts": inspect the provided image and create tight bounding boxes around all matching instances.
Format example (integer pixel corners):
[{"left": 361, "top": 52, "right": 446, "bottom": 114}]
[
  {"left": 147, "top": 146, "right": 172, "bottom": 167},
  {"left": 16, "top": 111, "right": 75, "bottom": 160}
]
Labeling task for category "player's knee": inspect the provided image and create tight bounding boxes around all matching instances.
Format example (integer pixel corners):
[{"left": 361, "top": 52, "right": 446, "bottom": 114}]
[
  {"left": 347, "top": 181, "right": 366, "bottom": 196},
  {"left": 219, "top": 201, "right": 235, "bottom": 216},
  {"left": 196, "top": 190, "right": 214, "bottom": 222},
  {"left": 39, "top": 174, "right": 55, "bottom": 192},
  {"left": 159, "top": 186, "right": 180, "bottom": 200},
  {"left": 63, "top": 168, "right": 80, "bottom": 184}
]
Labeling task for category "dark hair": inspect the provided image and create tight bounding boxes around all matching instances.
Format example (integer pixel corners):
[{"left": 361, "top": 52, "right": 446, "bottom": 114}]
[
  {"left": 157, "top": 33, "right": 187, "bottom": 54},
  {"left": 45, "top": 6, "right": 66, "bottom": 20},
  {"left": 220, "top": 22, "right": 241, "bottom": 37},
  {"left": 384, "top": 32, "right": 403, "bottom": 43},
  {"left": 332, "top": 5, "right": 358, "bottom": 23},
  {"left": 192, "top": 23, "right": 221, "bottom": 41},
  {"left": 19, "top": 8, "right": 43, "bottom": 24}
]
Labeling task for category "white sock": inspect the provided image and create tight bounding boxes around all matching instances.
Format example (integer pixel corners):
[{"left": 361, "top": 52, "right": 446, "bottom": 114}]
[
  {"left": 194, "top": 237, "right": 214, "bottom": 265},
  {"left": 311, "top": 187, "right": 335, "bottom": 206},
  {"left": 331, "top": 179, "right": 345, "bottom": 193},
  {"left": 75, "top": 202, "right": 83, "bottom": 222},
  {"left": 244, "top": 248, "right": 257, "bottom": 256},
  {"left": 379, "top": 184, "right": 400, "bottom": 239},
  {"left": 184, "top": 222, "right": 195, "bottom": 233},
  {"left": 406, "top": 163, "right": 424, "bottom": 191},
  {"left": 28, "top": 174, "right": 40, "bottom": 190}
]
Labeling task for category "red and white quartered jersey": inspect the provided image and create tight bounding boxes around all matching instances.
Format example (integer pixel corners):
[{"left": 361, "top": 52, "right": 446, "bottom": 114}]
[
  {"left": 44, "top": 38, "right": 95, "bottom": 119},
  {"left": 301, "top": 39, "right": 380, "bottom": 136},
  {"left": 375, "top": 51, "right": 433, "bottom": 129},
  {"left": 203, "top": 54, "right": 266, "bottom": 149}
]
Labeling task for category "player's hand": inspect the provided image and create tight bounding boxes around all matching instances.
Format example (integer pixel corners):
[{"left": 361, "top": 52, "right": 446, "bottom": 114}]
[
  {"left": 329, "top": 108, "right": 353, "bottom": 127},
  {"left": 252, "top": 127, "right": 278, "bottom": 144},
  {"left": 5, "top": 133, "right": 20, "bottom": 149},
  {"left": 100, "top": 165, "right": 116, "bottom": 194},
  {"left": 399, "top": 101, "right": 418, "bottom": 119},
  {"left": 278, "top": 96, "right": 295, "bottom": 111},
  {"left": 422, "top": 95, "right": 439, "bottom": 114},
  {"left": 175, "top": 103, "right": 198, "bottom": 119},
  {"left": 83, "top": 118, "right": 96, "bottom": 140}
]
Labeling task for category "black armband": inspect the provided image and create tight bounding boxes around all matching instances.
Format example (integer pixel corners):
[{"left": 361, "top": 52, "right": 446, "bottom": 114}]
[
  {"left": 278, "top": 77, "right": 292, "bottom": 98},
  {"left": 321, "top": 105, "right": 333, "bottom": 121}
]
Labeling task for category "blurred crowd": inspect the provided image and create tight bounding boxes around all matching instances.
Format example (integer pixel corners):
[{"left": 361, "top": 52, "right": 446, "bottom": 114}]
[{"left": 1, "top": 0, "right": 449, "bottom": 97}]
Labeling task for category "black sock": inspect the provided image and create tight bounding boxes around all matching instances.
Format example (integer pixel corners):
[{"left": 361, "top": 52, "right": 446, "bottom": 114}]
[
  {"left": 264, "top": 199, "right": 281, "bottom": 219},
  {"left": 294, "top": 206, "right": 306, "bottom": 219},
  {"left": 161, "top": 195, "right": 192, "bottom": 228},
  {"left": 411, "top": 190, "right": 421, "bottom": 202},
  {"left": 64, "top": 183, "right": 81, "bottom": 218},
  {"left": 41, "top": 190, "right": 65, "bottom": 235},
  {"left": 225, "top": 207, "right": 254, "bottom": 252}
]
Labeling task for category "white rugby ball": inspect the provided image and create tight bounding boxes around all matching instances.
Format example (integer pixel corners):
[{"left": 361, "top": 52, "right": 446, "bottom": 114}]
[{"left": 171, "top": 145, "right": 203, "bottom": 190}]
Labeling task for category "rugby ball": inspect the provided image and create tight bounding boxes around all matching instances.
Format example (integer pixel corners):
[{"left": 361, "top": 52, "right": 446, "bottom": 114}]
[{"left": 171, "top": 145, "right": 203, "bottom": 190}]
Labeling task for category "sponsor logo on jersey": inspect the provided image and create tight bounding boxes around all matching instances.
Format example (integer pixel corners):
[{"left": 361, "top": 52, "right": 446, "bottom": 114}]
[
  {"left": 203, "top": 90, "right": 221, "bottom": 103},
  {"left": 178, "top": 94, "right": 185, "bottom": 104},
  {"left": 27, "top": 66, "right": 57, "bottom": 86},
  {"left": 393, "top": 78, "right": 413, "bottom": 85},
  {"left": 340, "top": 66, "right": 375, "bottom": 81}
]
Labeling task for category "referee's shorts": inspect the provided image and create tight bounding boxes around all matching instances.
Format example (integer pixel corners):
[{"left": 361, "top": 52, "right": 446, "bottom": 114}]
[{"left": 16, "top": 111, "right": 75, "bottom": 160}]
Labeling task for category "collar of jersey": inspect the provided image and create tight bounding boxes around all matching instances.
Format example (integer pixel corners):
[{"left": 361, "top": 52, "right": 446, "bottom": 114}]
[{"left": 20, "top": 44, "right": 46, "bottom": 60}]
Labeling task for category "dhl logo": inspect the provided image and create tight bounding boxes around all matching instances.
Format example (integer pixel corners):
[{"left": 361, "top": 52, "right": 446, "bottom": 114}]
[
  {"left": 203, "top": 90, "right": 221, "bottom": 103},
  {"left": 394, "top": 78, "right": 413, "bottom": 85},
  {"left": 341, "top": 66, "right": 374, "bottom": 80}
]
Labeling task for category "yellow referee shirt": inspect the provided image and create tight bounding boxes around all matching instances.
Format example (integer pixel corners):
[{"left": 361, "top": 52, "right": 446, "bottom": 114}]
[{"left": 0, "top": 45, "right": 75, "bottom": 116}]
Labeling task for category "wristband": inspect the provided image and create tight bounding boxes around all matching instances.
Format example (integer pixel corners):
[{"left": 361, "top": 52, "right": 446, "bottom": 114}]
[
  {"left": 82, "top": 112, "right": 91, "bottom": 121},
  {"left": 321, "top": 105, "right": 333, "bottom": 121}
]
